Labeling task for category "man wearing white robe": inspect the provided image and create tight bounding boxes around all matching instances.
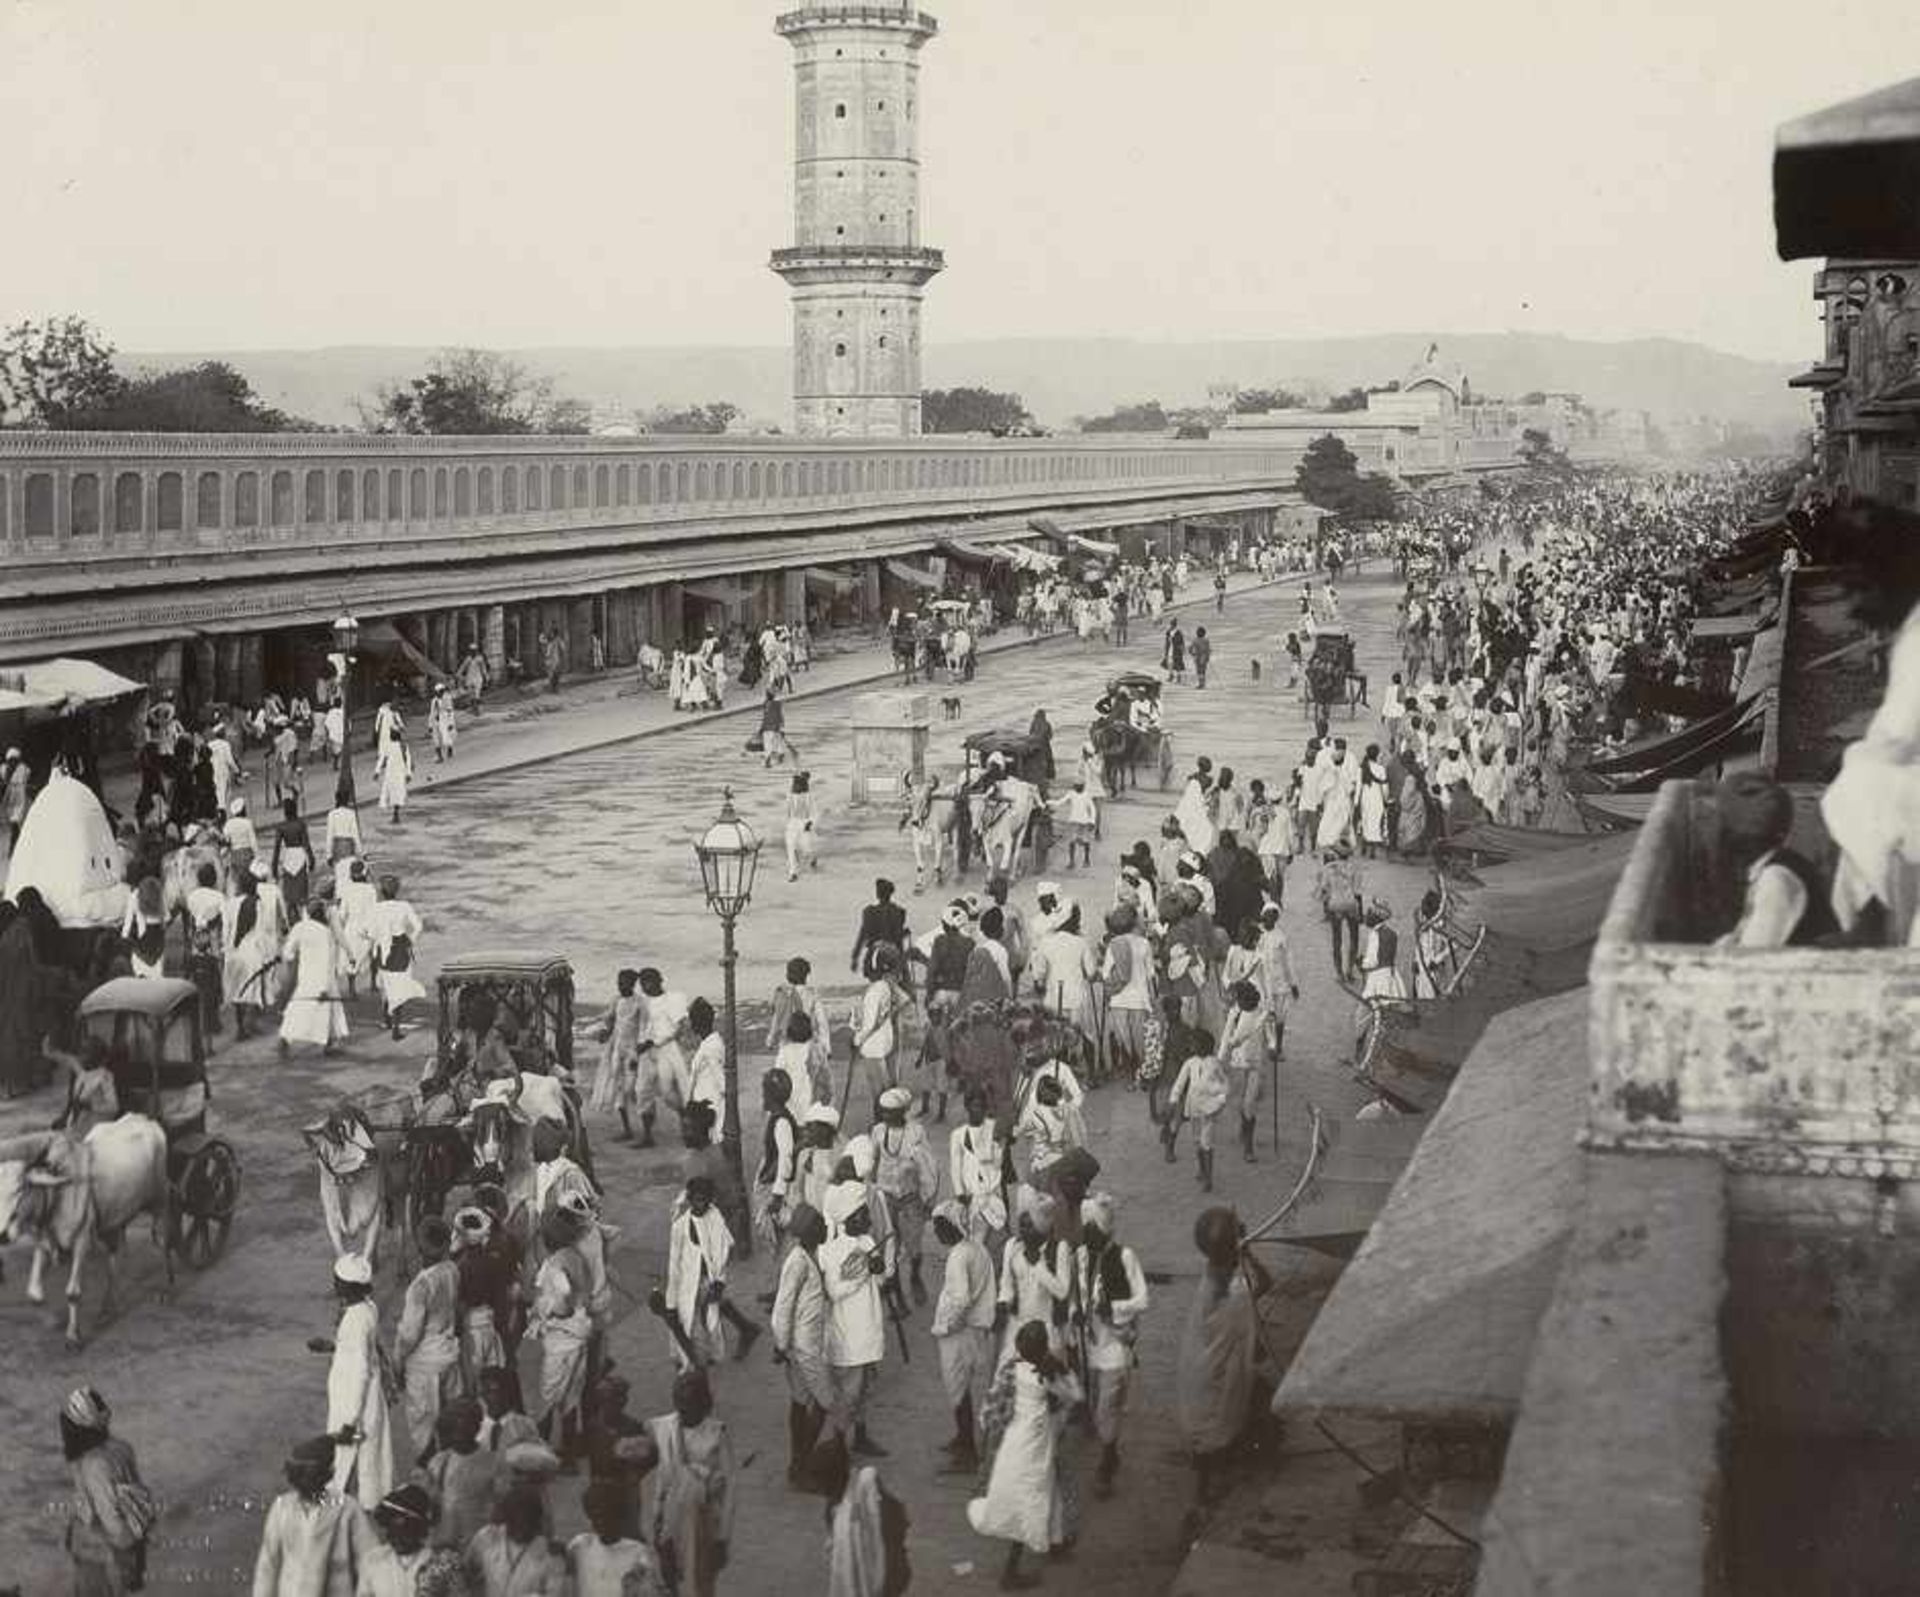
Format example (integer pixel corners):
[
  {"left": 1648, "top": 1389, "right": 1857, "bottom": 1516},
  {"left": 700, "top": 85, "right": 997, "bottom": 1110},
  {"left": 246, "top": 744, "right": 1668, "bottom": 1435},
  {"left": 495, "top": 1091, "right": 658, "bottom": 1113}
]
[
  {"left": 666, "top": 1180, "right": 736, "bottom": 1372},
  {"left": 325, "top": 1256, "right": 393, "bottom": 1510},
  {"left": 1315, "top": 743, "right": 1360, "bottom": 851},
  {"left": 280, "top": 900, "right": 347, "bottom": 1056},
  {"left": 821, "top": 1180, "right": 888, "bottom": 1455}
]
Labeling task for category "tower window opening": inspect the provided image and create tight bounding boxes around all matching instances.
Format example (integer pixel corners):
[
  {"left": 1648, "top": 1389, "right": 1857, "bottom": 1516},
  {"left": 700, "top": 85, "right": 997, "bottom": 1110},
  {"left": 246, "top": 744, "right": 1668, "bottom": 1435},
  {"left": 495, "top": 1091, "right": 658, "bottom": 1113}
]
[
  {"left": 835, "top": 103, "right": 847, "bottom": 119},
  {"left": 877, "top": 101, "right": 886, "bottom": 111},
  {"left": 835, "top": 343, "right": 848, "bottom": 357},
  {"left": 879, "top": 336, "right": 889, "bottom": 349},
  {"left": 836, "top": 225, "right": 846, "bottom": 236}
]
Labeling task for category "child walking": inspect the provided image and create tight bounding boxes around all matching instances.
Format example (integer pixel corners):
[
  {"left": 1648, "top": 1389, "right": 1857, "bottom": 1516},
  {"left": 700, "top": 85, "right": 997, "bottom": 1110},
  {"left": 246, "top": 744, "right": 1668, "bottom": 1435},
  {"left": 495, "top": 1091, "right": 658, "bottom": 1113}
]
[
  {"left": 1050, "top": 779, "right": 1098, "bottom": 869},
  {"left": 1163, "top": 1028, "right": 1228, "bottom": 1192}
]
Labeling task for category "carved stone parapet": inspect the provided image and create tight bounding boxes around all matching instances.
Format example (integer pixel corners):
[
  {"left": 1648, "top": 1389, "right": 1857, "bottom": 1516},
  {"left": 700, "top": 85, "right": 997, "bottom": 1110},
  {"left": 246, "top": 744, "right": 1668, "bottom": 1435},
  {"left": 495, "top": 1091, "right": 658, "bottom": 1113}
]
[{"left": 1588, "top": 780, "right": 1920, "bottom": 1175}]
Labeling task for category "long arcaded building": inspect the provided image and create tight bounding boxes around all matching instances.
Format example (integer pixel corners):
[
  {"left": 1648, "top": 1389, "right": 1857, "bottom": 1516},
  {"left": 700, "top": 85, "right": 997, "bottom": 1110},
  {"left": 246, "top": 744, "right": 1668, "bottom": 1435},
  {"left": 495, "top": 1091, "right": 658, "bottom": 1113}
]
[{"left": 0, "top": 430, "right": 1324, "bottom": 712}]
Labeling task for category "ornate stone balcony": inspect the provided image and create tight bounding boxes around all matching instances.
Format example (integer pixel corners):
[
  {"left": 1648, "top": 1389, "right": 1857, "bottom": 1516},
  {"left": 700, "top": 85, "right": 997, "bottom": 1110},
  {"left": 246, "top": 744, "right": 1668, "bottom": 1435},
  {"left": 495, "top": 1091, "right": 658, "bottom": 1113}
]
[
  {"left": 775, "top": 6, "right": 938, "bottom": 41},
  {"left": 1587, "top": 778, "right": 1920, "bottom": 1177},
  {"left": 770, "top": 244, "right": 945, "bottom": 284}
]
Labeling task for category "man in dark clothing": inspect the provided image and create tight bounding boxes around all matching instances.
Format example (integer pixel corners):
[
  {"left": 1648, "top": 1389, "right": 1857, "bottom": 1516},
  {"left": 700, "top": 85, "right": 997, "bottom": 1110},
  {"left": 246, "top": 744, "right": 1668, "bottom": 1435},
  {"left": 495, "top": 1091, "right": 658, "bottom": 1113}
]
[
  {"left": 1207, "top": 831, "right": 1265, "bottom": 942},
  {"left": 1192, "top": 627, "right": 1213, "bottom": 689},
  {"left": 851, "top": 878, "right": 911, "bottom": 982}
]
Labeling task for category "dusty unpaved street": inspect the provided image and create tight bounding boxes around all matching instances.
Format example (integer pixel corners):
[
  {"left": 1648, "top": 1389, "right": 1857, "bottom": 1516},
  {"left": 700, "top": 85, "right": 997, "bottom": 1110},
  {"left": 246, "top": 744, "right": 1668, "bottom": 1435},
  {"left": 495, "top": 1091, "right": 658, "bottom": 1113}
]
[{"left": 0, "top": 574, "right": 1430, "bottom": 1597}]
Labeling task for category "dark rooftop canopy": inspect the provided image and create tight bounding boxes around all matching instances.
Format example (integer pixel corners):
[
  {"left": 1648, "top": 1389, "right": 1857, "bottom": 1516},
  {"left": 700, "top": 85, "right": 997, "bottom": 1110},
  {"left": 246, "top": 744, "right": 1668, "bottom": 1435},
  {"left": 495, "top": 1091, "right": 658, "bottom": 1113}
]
[{"left": 1775, "top": 77, "right": 1920, "bottom": 260}]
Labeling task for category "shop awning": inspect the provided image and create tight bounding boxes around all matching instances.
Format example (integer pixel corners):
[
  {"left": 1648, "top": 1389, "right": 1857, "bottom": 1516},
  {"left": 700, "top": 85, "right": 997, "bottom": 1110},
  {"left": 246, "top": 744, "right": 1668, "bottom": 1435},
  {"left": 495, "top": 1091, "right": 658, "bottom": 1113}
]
[
  {"left": 938, "top": 538, "right": 1010, "bottom": 565},
  {"left": 359, "top": 619, "right": 444, "bottom": 680},
  {"left": 803, "top": 567, "right": 858, "bottom": 594},
  {"left": 1067, "top": 533, "right": 1121, "bottom": 559},
  {"left": 885, "top": 560, "right": 943, "bottom": 591},
  {"left": 683, "top": 580, "right": 750, "bottom": 607},
  {"left": 1583, "top": 696, "right": 1760, "bottom": 778},
  {"left": 1027, "top": 515, "right": 1070, "bottom": 544},
  {"left": 1008, "top": 545, "right": 1061, "bottom": 574},
  {"left": 1689, "top": 614, "right": 1763, "bottom": 641},
  {"left": 1275, "top": 992, "right": 1590, "bottom": 1426},
  {"left": 0, "top": 658, "right": 145, "bottom": 714}
]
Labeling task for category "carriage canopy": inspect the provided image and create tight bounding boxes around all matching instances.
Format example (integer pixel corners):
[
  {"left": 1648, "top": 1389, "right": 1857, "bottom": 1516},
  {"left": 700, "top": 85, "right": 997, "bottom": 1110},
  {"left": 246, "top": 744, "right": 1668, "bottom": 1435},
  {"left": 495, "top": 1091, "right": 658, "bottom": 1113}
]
[
  {"left": 77, "top": 977, "right": 208, "bottom": 1132},
  {"left": 962, "top": 729, "right": 1052, "bottom": 786},
  {"left": 436, "top": 951, "right": 575, "bottom": 1076}
]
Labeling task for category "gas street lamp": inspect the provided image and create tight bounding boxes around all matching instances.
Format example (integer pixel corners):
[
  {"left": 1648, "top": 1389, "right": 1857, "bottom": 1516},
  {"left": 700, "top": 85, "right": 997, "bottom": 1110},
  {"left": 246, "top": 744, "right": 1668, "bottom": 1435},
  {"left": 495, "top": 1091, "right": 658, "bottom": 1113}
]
[
  {"left": 329, "top": 612, "right": 360, "bottom": 794},
  {"left": 692, "top": 787, "right": 762, "bottom": 1252}
]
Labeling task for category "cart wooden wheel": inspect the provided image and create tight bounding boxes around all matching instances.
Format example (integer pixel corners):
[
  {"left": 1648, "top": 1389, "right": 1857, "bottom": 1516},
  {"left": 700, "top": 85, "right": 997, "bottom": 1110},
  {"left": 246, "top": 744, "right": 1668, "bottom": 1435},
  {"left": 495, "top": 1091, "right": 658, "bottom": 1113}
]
[{"left": 174, "top": 1138, "right": 241, "bottom": 1269}]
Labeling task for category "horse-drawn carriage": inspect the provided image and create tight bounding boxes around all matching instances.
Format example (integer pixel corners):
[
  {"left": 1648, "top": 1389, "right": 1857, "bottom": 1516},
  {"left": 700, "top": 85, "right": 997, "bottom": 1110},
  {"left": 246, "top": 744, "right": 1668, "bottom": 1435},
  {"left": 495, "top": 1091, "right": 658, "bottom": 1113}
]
[
  {"left": 1304, "top": 626, "right": 1368, "bottom": 720},
  {"left": 308, "top": 952, "right": 592, "bottom": 1280},
  {"left": 1088, "top": 672, "right": 1174, "bottom": 793},
  {"left": 77, "top": 977, "right": 242, "bottom": 1270}
]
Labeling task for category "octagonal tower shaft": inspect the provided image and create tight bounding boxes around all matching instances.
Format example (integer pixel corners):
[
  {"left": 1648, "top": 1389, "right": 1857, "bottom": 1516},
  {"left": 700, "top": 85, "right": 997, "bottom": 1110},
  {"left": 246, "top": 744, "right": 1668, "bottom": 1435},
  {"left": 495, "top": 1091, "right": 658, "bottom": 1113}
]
[{"left": 772, "top": 4, "right": 944, "bottom": 439}]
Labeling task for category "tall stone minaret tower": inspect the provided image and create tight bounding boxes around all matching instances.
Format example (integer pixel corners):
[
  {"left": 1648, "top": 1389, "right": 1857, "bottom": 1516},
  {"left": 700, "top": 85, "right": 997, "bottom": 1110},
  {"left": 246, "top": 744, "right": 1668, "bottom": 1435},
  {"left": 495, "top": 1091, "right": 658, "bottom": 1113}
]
[{"left": 772, "top": 2, "right": 943, "bottom": 438}]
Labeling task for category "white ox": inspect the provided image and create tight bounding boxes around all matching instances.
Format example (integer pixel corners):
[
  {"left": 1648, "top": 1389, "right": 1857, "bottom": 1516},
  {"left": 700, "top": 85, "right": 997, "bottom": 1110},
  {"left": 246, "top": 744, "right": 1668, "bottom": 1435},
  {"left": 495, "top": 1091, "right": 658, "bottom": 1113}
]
[
  {"left": 972, "top": 777, "right": 1040, "bottom": 880},
  {"left": 0, "top": 1117, "right": 173, "bottom": 1347}
]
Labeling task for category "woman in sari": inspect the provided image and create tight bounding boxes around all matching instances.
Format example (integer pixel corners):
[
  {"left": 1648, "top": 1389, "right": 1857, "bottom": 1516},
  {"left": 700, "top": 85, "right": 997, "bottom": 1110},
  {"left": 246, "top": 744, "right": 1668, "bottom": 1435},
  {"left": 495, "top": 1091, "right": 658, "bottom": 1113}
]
[{"left": 968, "top": 1319, "right": 1082, "bottom": 1588}]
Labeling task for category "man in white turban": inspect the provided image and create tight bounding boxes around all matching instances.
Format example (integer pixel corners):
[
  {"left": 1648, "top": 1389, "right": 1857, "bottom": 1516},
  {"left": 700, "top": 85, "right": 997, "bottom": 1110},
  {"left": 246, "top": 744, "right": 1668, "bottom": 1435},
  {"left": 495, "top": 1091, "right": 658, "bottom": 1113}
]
[
  {"left": 796, "top": 1104, "right": 843, "bottom": 1217},
  {"left": 821, "top": 1180, "right": 888, "bottom": 1457},
  {"left": 929, "top": 1196, "right": 999, "bottom": 1472}
]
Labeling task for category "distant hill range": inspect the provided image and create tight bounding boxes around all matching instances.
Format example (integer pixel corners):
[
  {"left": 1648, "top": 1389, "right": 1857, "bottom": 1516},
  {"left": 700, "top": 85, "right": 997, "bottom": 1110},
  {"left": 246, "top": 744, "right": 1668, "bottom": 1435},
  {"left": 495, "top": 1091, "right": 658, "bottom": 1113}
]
[{"left": 125, "top": 331, "right": 1806, "bottom": 434}]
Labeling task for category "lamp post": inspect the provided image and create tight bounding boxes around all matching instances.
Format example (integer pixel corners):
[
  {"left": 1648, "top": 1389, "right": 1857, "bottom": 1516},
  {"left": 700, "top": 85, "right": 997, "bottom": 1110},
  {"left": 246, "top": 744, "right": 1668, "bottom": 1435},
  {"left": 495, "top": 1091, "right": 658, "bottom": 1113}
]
[
  {"left": 693, "top": 787, "right": 762, "bottom": 1253},
  {"left": 330, "top": 611, "right": 360, "bottom": 794}
]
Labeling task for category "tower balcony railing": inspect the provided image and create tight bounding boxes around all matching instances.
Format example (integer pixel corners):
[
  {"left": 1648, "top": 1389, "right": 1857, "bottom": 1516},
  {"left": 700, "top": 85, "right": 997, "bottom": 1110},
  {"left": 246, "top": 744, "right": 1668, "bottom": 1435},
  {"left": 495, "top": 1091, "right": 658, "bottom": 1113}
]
[
  {"left": 775, "top": 6, "right": 938, "bottom": 38},
  {"left": 771, "top": 244, "right": 946, "bottom": 273}
]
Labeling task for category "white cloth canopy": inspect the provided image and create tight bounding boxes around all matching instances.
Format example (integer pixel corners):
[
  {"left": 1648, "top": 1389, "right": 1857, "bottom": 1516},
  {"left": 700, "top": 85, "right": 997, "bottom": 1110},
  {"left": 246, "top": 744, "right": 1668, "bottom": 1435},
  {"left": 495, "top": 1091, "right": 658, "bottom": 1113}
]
[
  {"left": 0, "top": 658, "right": 143, "bottom": 713},
  {"left": 3, "top": 770, "right": 129, "bottom": 927}
]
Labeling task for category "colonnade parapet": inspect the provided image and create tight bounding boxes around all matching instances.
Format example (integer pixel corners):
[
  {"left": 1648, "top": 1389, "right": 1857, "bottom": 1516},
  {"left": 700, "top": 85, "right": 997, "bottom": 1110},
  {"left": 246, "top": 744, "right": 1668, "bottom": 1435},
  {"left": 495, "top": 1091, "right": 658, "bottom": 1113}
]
[{"left": 0, "top": 431, "right": 1311, "bottom": 572}]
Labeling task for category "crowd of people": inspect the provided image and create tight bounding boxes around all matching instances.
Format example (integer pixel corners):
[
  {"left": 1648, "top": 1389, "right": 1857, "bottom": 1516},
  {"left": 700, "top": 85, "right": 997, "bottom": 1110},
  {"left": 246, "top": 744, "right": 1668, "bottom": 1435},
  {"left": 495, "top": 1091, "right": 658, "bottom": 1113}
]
[{"left": 13, "top": 465, "right": 1806, "bottom": 1597}]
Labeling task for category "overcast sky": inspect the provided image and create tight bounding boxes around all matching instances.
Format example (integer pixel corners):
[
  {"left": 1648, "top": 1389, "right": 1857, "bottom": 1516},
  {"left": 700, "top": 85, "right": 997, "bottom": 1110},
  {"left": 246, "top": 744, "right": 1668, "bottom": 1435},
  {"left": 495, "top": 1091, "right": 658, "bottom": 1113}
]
[{"left": 4, "top": 0, "right": 1915, "bottom": 361}]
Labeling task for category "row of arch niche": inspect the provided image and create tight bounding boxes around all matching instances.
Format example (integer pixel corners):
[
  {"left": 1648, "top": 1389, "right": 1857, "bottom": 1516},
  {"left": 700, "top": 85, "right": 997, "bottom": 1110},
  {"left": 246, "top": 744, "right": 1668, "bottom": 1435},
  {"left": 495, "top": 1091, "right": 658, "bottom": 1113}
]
[{"left": 4, "top": 451, "right": 1227, "bottom": 539}]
